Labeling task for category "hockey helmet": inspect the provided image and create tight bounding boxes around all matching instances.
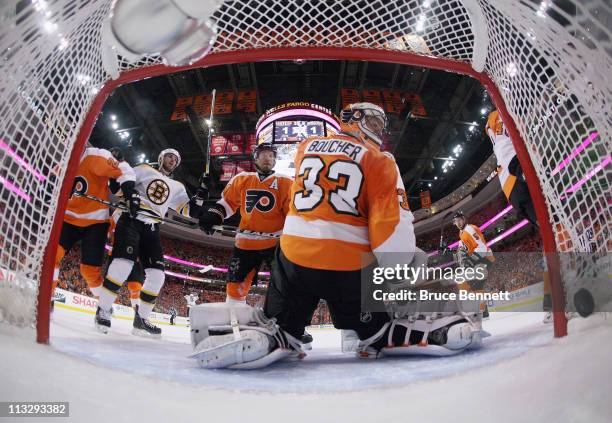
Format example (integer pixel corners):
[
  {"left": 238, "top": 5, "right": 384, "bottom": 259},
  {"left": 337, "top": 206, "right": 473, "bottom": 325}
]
[
  {"left": 451, "top": 211, "right": 466, "bottom": 227},
  {"left": 253, "top": 143, "right": 277, "bottom": 174},
  {"left": 253, "top": 143, "right": 277, "bottom": 160},
  {"left": 158, "top": 148, "right": 181, "bottom": 174},
  {"left": 340, "top": 102, "right": 388, "bottom": 147},
  {"left": 109, "top": 147, "right": 125, "bottom": 161}
]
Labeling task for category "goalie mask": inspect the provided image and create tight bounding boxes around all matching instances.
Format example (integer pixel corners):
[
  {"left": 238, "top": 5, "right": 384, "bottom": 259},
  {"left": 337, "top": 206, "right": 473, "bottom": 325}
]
[
  {"left": 340, "top": 102, "right": 388, "bottom": 147},
  {"left": 158, "top": 148, "right": 181, "bottom": 175}
]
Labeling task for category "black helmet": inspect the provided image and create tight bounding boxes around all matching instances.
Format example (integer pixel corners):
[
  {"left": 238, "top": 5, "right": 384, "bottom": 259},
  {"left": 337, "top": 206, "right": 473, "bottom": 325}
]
[
  {"left": 109, "top": 147, "right": 124, "bottom": 161},
  {"left": 452, "top": 211, "right": 465, "bottom": 220},
  {"left": 253, "top": 143, "right": 277, "bottom": 160}
]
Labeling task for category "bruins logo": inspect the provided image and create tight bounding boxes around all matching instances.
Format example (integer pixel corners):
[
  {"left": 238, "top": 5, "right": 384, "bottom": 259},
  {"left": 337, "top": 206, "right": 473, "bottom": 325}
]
[
  {"left": 147, "top": 179, "right": 170, "bottom": 205},
  {"left": 245, "top": 189, "right": 276, "bottom": 213}
]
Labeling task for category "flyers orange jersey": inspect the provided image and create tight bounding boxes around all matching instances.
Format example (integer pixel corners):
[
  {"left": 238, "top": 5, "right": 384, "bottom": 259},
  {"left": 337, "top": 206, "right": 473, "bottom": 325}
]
[
  {"left": 217, "top": 172, "right": 292, "bottom": 250},
  {"left": 459, "top": 224, "right": 495, "bottom": 262},
  {"left": 64, "top": 148, "right": 135, "bottom": 227},
  {"left": 280, "top": 130, "right": 417, "bottom": 271},
  {"left": 486, "top": 110, "right": 517, "bottom": 199}
]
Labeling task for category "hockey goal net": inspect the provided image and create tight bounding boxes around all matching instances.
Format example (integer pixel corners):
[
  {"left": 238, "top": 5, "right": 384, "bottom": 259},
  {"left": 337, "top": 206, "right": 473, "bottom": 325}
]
[{"left": 0, "top": 0, "right": 609, "bottom": 342}]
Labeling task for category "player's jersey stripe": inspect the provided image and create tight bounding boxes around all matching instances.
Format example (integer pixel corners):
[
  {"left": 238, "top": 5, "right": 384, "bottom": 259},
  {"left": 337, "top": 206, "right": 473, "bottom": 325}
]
[
  {"left": 65, "top": 208, "right": 109, "bottom": 221},
  {"left": 282, "top": 215, "right": 369, "bottom": 244},
  {"left": 281, "top": 234, "right": 373, "bottom": 271}
]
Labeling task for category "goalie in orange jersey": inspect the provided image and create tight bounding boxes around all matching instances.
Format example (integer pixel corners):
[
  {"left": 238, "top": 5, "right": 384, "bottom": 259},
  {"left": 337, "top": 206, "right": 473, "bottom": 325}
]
[
  {"left": 189, "top": 103, "right": 487, "bottom": 369},
  {"left": 52, "top": 146, "right": 139, "bottom": 306}
]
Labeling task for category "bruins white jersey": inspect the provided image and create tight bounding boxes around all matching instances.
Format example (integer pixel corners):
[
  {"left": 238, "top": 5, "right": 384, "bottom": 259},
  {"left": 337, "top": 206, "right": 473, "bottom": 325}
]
[
  {"left": 132, "top": 164, "right": 190, "bottom": 224},
  {"left": 486, "top": 110, "right": 517, "bottom": 199}
]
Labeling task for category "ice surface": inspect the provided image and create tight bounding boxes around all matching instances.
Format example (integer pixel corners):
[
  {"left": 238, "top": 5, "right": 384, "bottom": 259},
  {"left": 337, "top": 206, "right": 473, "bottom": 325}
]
[{"left": 1, "top": 307, "right": 611, "bottom": 423}]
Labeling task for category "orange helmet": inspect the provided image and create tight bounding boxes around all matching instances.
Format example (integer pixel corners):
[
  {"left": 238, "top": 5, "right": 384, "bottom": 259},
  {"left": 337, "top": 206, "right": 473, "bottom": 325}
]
[{"left": 340, "top": 102, "right": 388, "bottom": 147}]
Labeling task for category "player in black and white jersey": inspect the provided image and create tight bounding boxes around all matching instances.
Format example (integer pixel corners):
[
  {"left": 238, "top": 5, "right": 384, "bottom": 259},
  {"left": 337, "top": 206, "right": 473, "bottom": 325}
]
[{"left": 95, "top": 148, "right": 205, "bottom": 337}]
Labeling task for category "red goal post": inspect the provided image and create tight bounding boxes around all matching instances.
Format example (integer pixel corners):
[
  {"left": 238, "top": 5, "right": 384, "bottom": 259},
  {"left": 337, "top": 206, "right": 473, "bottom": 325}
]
[{"left": 0, "top": 0, "right": 608, "bottom": 343}]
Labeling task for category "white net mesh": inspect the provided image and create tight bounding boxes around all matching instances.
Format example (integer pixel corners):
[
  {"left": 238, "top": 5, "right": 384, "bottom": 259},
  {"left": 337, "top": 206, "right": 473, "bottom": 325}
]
[{"left": 0, "top": 0, "right": 609, "bottom": 337}]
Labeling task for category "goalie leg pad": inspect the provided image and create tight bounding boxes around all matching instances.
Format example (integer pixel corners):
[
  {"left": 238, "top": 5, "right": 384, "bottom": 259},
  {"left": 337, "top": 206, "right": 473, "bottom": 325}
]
[
  {"left": 381, "top": 314, "right": 490, "bottom": 357},
  {"left": 189, "top": 329, "right": 277, "bottom": 369},
  {"left": 188, "top": 303, "right": 305, "bottom": 369}
]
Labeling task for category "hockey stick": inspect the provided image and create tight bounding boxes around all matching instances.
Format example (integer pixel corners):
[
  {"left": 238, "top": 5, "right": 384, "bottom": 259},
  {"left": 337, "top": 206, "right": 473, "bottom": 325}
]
[
  {"left": 74, "top": 193, "right": 281, "bottom": 239},
  {"left": 212, "top": 225, "right": 281, "bottom": 239},
  {"left": 74, "top": 192, "right": 199, "bottom": 229},
  {"left": 438, "top": 210, "right": 456, "bottom": 257}
]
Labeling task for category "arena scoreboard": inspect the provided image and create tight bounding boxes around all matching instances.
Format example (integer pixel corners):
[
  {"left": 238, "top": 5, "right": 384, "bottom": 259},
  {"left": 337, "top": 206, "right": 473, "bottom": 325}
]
[{"left": 254, "top": 102, "right": 341, "bottom": 177}]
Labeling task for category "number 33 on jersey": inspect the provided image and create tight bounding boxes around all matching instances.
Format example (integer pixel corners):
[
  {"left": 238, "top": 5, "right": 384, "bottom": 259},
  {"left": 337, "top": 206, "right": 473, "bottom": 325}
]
[{"left": 281, "top": 134, "right": 416, "bottom": 271}]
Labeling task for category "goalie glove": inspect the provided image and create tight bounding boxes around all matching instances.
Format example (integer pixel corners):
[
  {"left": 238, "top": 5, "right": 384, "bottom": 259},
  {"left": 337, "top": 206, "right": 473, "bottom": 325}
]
[
  {"left": 120, "top": 181, "right": 141, "bottom": 218},
  {"left": 198, "top": 204, "right": 225, "bottom": 235}
]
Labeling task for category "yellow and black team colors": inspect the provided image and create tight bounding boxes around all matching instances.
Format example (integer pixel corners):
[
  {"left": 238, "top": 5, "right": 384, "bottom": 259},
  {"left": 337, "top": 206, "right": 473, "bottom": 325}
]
[{"left": 95, "top": 149, "right": 205, "bottom": 337}]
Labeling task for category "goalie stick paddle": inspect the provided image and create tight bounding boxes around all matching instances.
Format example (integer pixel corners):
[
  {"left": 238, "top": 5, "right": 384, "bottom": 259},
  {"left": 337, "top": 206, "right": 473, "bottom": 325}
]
[{"left": 74, "top": 192, "right": 280, "bottom": 239}]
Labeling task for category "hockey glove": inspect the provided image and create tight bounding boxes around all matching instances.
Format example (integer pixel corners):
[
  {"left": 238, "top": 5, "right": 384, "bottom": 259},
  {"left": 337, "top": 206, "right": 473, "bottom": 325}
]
[
  {"left": 188, "top": 177, "right": 210, "bottom": 217},
  {"left": 108, "top": 178, "right": 121, "bottom": 195},
  {"left": 198, "top": 204, "right": 225, "bottom": 235},
  {"left": 120, "top": 181, "right": 141, "bottom": 218},
  {"left": 194, "top": 176, "right": 209, "bottom": 204}
]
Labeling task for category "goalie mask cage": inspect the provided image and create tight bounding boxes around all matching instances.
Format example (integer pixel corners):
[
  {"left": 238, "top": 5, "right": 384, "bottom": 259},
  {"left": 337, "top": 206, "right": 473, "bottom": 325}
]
[{"left": 0, "top": 0, "right": 609, "bottom": 343}]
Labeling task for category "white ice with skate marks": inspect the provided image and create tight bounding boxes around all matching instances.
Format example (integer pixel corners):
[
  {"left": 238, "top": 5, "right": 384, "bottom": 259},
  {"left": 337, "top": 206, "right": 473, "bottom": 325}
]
[{"left": 50, "top": 306, "right": 555, "bottom": 393}]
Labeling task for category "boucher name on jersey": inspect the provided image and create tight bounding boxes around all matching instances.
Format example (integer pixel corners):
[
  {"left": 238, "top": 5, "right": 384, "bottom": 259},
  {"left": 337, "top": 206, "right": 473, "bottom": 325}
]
[{"left": 305, "top": 138, "right": 366, "bottom": 162}]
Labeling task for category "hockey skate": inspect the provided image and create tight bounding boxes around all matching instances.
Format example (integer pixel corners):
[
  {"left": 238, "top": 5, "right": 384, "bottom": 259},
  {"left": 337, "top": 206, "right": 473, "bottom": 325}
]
[
  {"left": 132, "top": 306, "right": 161, "bottom": 338},
  {"left": 95, "top": 306, "right": 111, "bottom": 334},
  {"left": 301, "top": 330, "right": 313, "bottom": 350}
]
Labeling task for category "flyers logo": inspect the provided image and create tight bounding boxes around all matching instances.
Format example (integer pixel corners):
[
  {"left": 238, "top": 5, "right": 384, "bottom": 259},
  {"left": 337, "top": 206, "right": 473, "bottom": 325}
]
[
  {"left": 245, "top": 189, "right": 276, "bottom": 213},
  {"left": 72, "top": 176, "right": 88, "bottom": 196}
]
